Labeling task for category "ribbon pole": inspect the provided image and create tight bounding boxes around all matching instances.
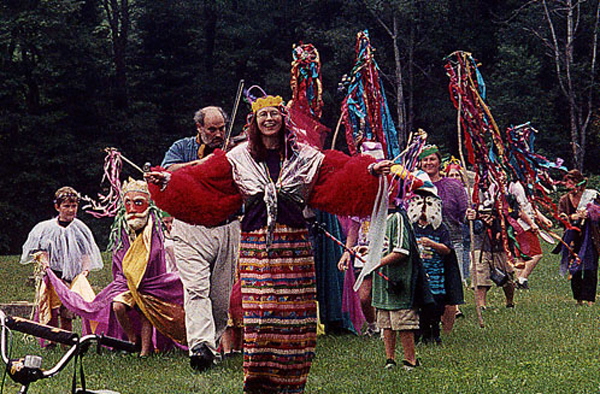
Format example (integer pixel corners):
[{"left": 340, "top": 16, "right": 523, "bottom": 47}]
[
  {"left": 454, "top": 56, "right": 484, "bottom": 328},
  {"left": 224, "top": 79, "right": 245, "bottom": 151}
]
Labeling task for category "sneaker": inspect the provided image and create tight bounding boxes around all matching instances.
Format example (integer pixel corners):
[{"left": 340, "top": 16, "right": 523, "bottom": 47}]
[
  {"left": 402, "top": 359, "right": 421, "bottom": 371},
  {"left": 363, "top": 325, "right": 381, "bottom": 337},
  {"left": 517, "top": 280, "right": 529, "bottom": 290},
  {"left": 384, "top": 359, "right": 397, "bottom": 369},
  {"left": 190, "top": 343, "right": 215, "bottom": 371}
]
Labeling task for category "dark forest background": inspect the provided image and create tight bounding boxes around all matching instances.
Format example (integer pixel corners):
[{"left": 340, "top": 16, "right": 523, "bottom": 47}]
[{"left": 2, "top": 0, "right": 599, "bottom": 254}]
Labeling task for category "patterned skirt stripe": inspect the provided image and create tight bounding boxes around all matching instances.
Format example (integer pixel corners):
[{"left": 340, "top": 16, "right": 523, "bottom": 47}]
[{"left": 240, "top": 224, "right": 317, "bottom": 394}]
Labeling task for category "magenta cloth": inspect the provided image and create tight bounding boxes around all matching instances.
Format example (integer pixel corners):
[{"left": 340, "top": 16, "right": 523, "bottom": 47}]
[
  {"left": 341, "top": 265, "right": 366, "bottom": 335},
  {"left": 336, "top": 216, "right": 353, "bottom": 238},
  {"left": 46, "top": 223, "right": 186, "bottom": 351}
]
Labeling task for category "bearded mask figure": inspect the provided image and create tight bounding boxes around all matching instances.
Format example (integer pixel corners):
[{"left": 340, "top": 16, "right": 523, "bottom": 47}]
[
  {"left": 123, "top": 179, "right": 151, "bottom": 232},
  {"left": 407, "top": 192, "right": 443, "bottom": 229}
]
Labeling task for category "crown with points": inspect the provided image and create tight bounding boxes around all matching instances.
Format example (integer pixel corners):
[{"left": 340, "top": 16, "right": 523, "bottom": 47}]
[
  {"left": 251, "top": 95, "right": 284, "bottom": 113},
  {"left": 122, "top": 177, "right": 149, "bottom": 195}
]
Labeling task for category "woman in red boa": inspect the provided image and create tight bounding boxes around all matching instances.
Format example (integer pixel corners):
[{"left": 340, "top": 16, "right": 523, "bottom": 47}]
[{"left": 147, "top": 95, "right": 391, "bottom": 393}]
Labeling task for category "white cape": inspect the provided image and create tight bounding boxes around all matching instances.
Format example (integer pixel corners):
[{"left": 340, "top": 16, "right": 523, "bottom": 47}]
[{"left": 21, "top": 217, "right": 103, "bottom": 281}]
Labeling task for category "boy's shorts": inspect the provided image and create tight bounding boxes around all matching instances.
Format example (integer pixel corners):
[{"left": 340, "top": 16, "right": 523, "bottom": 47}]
[
  {"left": 471, "top": 250, "right": 514, "bottom": 287},
  {"left": 377, "top": 308, "right": 419, "bottom": 331}
]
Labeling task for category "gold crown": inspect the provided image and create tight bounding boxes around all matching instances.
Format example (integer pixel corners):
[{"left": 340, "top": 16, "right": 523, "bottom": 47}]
[
  {"left": 252, "top": 95, "right": 284, "bottom": 113},
  {"left": 122, "top": 177, "right": 149, "bottom": 195}
]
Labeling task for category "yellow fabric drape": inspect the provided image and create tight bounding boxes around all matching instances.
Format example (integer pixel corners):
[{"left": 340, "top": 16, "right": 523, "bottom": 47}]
[
  {"left": 121, "top": 219, "right": 186, "bottom": 344},
  {"left": 36, "top": 280, "right": 52, "bottom": 325}
]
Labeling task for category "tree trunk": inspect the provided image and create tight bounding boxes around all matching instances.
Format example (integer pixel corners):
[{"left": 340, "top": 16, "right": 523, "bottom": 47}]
[
  {"left": 203, "top": 0, "right": 217, "bottom": 76},
  {"left": 23, "top": 47, "right": 40, "bottom": 114},
  {"left": 393, "top": 13, "right": 407, "bottom": 147},
  {"left": 103, "top": 0, "right": 130, "bottom": 109},
  {"left": 407, "top": 13, "right": 415, "bottom": 136},
  {"left": 539, "top": 0, "right": 598, "bottom": 171}
]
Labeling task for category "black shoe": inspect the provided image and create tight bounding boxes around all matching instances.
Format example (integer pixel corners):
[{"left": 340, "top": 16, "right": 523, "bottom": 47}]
[
  {"left": 384, "top": 358, "right": 397, "bottom": 369},
  {"left": 516, "top": 280, "right": 529, "bottom": 290},
  {"left": 190, "top": 343, "right": 215, "bottom": 371},
  {"left": 402, "top": 359, "right": 421, "bottom": 371},
  {"left": 223, "top": 349, "right": 242, "bottom": 359}
]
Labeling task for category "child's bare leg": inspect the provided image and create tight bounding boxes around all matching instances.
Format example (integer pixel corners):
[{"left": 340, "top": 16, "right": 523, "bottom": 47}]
[
  {"left": 399, "top": 330, "right": 416, "bottom": 365},
  {"left": 383, "top": 328, "right": 396, "bottom": 360},
  {"left": 359, "top": 276, "right": 375, "bottom": 325},
  {"left": 441, "top": 305, "right": 456, "bottom": 334}
]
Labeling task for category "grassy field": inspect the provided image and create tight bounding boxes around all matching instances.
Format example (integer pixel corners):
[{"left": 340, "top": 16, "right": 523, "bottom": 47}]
[{"left": 1, "top": 244, "right": 599, "bottom": 394}]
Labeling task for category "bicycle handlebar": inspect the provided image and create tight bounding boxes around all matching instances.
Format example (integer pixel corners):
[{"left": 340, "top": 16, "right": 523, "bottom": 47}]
[
  {"left": 0, "top": 309, "right": 137, "bottom": 390},
  {"left": 97, "top": 334, "right": 138, "bottom": 353},
  {"left": 1, "top": 312, "right": 136, "bottom": 352},
  {"left": 5, "top": 315, "right": 79, "bottom": 346}
]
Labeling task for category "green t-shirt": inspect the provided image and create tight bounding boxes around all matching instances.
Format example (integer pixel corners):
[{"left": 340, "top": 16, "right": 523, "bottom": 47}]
[{"left": 371, "top": 211, "right": 415, "bottom": 310}]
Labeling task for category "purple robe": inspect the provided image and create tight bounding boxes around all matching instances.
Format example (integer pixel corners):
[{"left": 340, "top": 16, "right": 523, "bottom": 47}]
[
  {"left": 46, "top": 222, "right": 186, "bottom": 351},
  {"left": 433, "top": 177, "right": 468, "bottom": 240}
]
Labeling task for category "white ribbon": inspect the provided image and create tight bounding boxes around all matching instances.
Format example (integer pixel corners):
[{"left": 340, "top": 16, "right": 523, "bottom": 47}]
[{"left": 354, "top": 175, "right": 389, "bottom": 291}]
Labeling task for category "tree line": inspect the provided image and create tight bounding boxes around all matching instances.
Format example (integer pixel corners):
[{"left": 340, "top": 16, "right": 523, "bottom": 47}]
[{"left": 1, "top": 0, "right": 598, "bottom": 254}]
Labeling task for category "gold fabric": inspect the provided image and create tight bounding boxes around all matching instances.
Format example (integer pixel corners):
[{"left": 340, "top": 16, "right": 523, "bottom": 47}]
[
  {"left": 136, "top": 293, "right": 186, "bottom": 344},
  {"left": 37, "top": 280, "right": 53, "bottom": 325},
  {"left": 70, "top": 274, "right": 99, "bottom": 333},
  {"left": 113, "top": 291, "right": 135, "bottom": 307},
  {"left": 316, "top": 301, "right": 325, "bottom": 336}
]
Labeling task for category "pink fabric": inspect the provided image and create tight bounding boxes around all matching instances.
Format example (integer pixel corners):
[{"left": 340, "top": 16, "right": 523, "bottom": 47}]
[
  {"left": 288, "top": 103, "right": 330, "bottom": 149},
  {"left": 341, "top": 266, "right": 366, "bottom": 334}
]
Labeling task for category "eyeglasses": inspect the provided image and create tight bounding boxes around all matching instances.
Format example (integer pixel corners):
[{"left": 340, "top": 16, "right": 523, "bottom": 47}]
[{"left": 256, "top": 110, "right": 281, "bottom": 119}]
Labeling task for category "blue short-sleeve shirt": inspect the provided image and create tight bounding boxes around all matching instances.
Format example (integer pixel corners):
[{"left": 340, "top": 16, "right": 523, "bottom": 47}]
[{"left": 161, "top": 136, "right": 200, "bottom": 167}]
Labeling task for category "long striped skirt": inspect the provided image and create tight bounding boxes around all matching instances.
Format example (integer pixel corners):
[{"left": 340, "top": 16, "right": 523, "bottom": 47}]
[{"left": 240, "top": 224, "right": 317, "bottom": 394}]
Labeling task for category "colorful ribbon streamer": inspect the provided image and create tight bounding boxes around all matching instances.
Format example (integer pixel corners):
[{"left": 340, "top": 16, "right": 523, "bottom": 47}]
[{"left": 340, "top": 30, "right": 400, "bottom": 159}]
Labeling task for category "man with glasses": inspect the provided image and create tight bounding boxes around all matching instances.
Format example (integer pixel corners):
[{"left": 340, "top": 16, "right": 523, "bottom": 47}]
[{"left": 161, "top": 106, "right": 241, "bottom": 371}]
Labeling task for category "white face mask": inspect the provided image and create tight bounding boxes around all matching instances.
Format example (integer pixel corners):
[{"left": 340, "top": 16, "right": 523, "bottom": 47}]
[
  {"left": 125, "top": 207, "right": 150, "bottom": 232},
  {"left": 407, "top": 194, "right": 443, "bottom": 229}
]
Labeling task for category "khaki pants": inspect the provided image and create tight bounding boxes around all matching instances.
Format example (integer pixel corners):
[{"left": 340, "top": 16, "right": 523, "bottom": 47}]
[{"left": 172, "top": 219, "right": 240, "bottom": 356}]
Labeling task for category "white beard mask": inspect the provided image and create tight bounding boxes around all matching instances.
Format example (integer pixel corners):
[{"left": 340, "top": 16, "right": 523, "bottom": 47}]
[
  {"left": 407, "top": 194, "right": 443, "bottom": 229},
  {"left": 126, "top": 208, "right": 150, "bottom": 232}
]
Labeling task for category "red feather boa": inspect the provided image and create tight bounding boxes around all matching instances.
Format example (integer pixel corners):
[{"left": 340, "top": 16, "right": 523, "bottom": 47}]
[
  {"left": 148, "top": 150, "right": 243, "bottom": 226},
  {"left": 309, "top": 150, "right": 379, "bottom": 218},
  {"left": 149, "top": 149, "right": 380, "bottom": 224}
]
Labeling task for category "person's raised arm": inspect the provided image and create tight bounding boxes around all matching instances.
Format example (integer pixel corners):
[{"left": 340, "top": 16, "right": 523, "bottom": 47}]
[
  {"left": 146, "top": 151, "right": 243, "bottom": 227},
  {"left": 165, "top": 154, "right": 214, "bottom": 172},
  {"left": 337, "top": 219, "right": 360, "bottom": 271},
  {"left": 535, "top": 209, "right": 553, "bottom": 229}
]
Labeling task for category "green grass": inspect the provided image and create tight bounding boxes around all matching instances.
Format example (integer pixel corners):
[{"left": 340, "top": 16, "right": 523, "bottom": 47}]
[{"left": 1, "top": 244, "right": 599, "bottom": 393}]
